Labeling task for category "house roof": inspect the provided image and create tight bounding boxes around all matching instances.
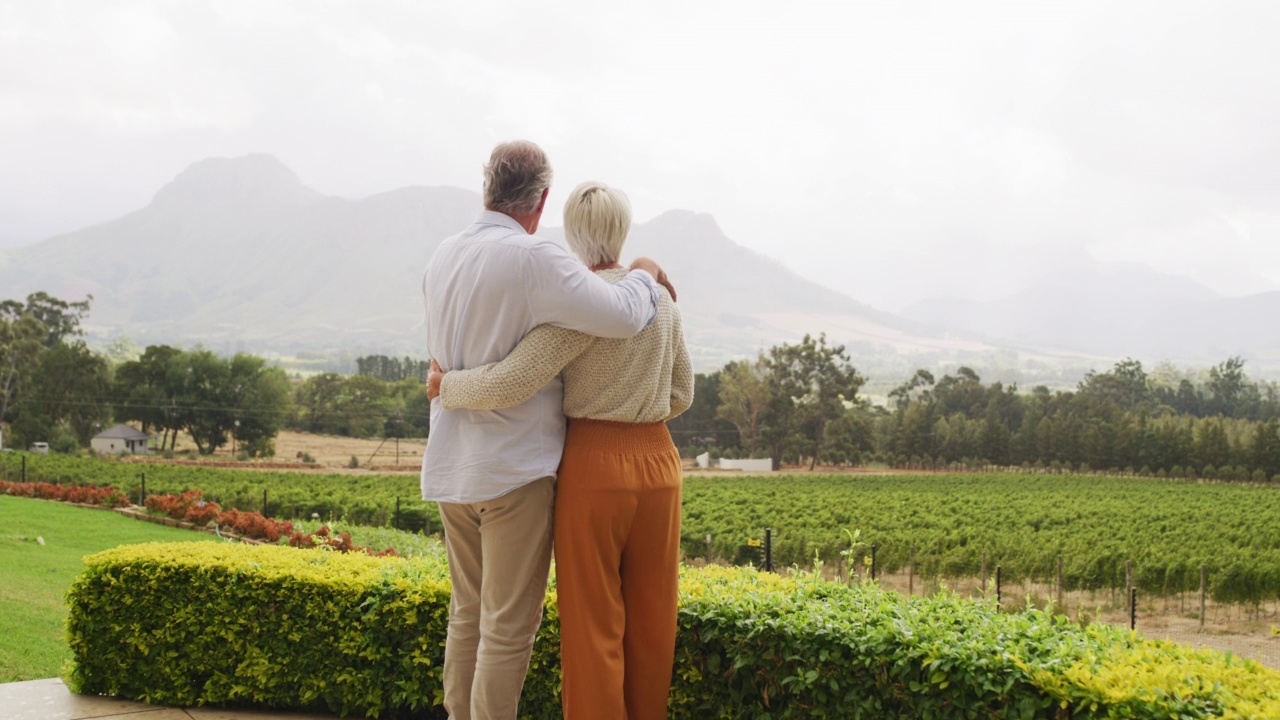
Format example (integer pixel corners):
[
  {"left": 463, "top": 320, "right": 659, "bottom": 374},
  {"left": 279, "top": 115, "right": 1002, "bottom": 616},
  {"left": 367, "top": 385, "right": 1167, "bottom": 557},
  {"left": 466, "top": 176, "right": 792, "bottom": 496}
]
[{"left": 93, "top": 424, "right": 149, "bottom": 441}]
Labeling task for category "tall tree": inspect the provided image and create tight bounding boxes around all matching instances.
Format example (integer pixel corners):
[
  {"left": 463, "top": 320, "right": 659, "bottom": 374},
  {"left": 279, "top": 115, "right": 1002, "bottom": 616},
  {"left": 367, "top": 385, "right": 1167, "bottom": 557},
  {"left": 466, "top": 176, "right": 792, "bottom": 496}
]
[
  {"left": 113, "top": 345, "right": 184, "bottom": 441},
  {"left": 9, "top": 341, "right": 111, "bottom": 447},
  {"left": 227, "top": 353, "right": 292, "bottom": 457},
  {"left": 0, "top": 314, "right": 45, "bottom": 438},
  {"left": 762, "top": 333, "right": 865, "bottom": 470},
  {"left": 0, "top": 292, "right": 91, "bottom": 348},
  {"left": 716, "top": 357, "right": 771, "bottom": 456},
  {"left": 1207, "top": 356, "right": 1248, "bottom": 417}
]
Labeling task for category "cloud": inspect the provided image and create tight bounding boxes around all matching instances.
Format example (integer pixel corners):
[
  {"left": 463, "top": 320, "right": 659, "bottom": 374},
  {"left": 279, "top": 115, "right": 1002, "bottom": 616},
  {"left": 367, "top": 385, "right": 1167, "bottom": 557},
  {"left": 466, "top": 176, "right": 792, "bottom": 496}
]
[{"left": 2, "top": 0, "right": 1279, "bottom": 309}]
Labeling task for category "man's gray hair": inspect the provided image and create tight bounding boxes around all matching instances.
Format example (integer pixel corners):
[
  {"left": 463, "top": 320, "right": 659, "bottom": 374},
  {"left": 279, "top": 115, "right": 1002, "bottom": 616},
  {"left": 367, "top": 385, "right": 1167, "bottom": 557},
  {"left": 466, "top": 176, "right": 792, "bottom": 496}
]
[
  {"left": 563, "top": 181, "right": 631, "bottom": 267},
  {"left": 483, "top": 140, "right": 553, "bottom": 216}
]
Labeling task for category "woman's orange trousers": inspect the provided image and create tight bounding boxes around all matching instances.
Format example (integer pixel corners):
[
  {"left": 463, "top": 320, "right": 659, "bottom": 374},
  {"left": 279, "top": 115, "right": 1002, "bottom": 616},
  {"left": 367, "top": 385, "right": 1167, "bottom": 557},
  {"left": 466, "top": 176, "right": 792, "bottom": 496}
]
[{"left": 555, "top": 418, "right": 682, "bottom": 720}]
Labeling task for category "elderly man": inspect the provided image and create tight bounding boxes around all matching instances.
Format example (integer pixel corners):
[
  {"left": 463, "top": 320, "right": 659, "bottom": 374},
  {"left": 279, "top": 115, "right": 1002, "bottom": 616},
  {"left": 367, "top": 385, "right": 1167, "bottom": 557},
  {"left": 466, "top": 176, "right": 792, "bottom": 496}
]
[{"left": 421, "top": 140, "right": 671, "bottom": 720}]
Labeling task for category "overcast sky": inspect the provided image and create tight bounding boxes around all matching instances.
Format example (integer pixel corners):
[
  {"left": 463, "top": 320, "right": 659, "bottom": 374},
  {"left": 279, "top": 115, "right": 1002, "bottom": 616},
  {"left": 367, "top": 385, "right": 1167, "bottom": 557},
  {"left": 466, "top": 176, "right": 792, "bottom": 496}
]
[{"left": 3, "top": 0, "right": 1279, "bottom": 311}]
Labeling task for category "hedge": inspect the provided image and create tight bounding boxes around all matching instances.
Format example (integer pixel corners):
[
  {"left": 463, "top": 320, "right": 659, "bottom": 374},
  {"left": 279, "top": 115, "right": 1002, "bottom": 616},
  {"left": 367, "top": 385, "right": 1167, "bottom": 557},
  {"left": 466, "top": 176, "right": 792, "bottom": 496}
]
[{"left": 67, "top": 543, "right": 1280, "bottom": 719}]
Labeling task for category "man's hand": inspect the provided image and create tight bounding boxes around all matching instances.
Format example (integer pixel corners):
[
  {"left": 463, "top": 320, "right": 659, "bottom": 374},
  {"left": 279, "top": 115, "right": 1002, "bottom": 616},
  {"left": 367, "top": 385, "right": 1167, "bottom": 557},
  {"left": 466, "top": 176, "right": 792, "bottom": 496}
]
[
  {"left": 427, "top": 359, "right": 445, "bottom": 400},
  {"left": 629, "top": 256, "right": 677, "bottom": 302}
]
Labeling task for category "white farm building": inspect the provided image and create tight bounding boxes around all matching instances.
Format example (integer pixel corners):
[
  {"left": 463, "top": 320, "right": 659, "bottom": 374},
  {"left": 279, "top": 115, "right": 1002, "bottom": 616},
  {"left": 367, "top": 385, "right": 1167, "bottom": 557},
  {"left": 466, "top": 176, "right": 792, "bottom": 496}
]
[{"left": 91, "top": 424, "right": 150, "bottom": 454}]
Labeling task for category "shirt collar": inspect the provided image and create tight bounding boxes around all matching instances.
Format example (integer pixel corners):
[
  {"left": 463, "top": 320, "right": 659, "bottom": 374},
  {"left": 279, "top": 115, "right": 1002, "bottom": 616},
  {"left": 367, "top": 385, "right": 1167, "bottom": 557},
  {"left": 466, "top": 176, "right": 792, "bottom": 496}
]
[{"left": 475, "top": 210, "right": 527, "bottom": 234}]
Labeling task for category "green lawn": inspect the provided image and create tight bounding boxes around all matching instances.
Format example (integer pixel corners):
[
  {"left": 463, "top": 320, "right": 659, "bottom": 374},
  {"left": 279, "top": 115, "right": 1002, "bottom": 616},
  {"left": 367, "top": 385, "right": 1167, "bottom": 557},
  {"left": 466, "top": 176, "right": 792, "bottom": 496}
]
[{"left": 0, "top": 496, "right": 215, "bottom": 682}]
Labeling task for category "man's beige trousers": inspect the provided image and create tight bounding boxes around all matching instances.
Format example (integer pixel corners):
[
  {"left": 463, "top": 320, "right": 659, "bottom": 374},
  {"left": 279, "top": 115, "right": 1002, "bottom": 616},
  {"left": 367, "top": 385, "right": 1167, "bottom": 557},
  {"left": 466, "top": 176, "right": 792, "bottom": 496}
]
[{"left": 438, "top": 476, "right": 554, "bottom": 720}]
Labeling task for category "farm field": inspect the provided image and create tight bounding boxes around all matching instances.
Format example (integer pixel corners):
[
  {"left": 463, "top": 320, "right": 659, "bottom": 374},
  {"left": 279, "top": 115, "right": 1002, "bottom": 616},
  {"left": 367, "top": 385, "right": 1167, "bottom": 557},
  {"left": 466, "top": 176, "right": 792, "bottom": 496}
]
[
  {"left": 0, "top": 495, "right": 215, "bottom": 682},
  {"left": 681, "top": 473, "right": 1280, "bottom": 600},
  {"left": 6, "top": 454, "right": 1279, "bottom": 596},
  {"left": 141, "top": 429, "right": 427, "bottom": 471},
  {"left": 5, "top": 453, "right": 1280, "bottom": 605}
]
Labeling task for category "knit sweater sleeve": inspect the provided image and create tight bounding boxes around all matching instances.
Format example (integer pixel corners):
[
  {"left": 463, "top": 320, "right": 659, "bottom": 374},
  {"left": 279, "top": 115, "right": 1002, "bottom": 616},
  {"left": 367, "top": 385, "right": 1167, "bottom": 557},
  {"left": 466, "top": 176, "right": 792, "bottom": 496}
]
[
  {"left": 667, "top": 305, "right": 694, "bottom": 419},
  {"left": 439, "top": 324, "right": 594, "bottom": 410}
]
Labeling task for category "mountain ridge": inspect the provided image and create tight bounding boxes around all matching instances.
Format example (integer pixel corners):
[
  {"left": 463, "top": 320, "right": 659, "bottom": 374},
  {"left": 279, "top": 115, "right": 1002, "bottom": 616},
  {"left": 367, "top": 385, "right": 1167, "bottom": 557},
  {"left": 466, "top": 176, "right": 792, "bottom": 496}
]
[{"left": 0, "top": 154, "right": 983, "bottom": 370}]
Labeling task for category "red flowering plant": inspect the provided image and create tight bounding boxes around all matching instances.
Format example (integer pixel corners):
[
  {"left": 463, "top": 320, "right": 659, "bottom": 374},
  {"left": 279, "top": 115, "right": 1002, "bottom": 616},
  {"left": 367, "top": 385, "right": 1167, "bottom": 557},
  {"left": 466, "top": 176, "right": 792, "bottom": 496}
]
[
  {"left": 217, "top": 508, "right": 293, "bottom": 543},
  {"left": 143, "top": 489, "right": 207, "bottom": 520},
  {"left": 286, "top": 523, "right": 399, "bottom": 557},
  {"left": 0, "top": 480, "right": 130, "bottom": 508}
]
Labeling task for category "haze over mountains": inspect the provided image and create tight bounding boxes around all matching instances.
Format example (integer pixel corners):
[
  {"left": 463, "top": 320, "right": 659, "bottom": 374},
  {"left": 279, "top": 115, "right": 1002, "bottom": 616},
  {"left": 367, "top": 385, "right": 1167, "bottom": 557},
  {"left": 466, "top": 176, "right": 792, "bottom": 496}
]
[
  {"left": 0, "top": 155, "right": 982, "bottom": 371},
  {"left": 1, "top": 154, "right": 1278, "bottom": 377}
]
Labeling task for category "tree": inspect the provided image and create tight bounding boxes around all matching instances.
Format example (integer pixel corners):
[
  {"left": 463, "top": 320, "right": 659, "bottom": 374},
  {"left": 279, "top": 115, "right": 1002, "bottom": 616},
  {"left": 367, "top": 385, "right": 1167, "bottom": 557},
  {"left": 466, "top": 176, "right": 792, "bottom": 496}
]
[
  {"left": 932, "top": 367, "right": 987, "bottom": 419},
  {"left": 716, "top": 356, "right": 771, "bottom": 456},
  {"left": 668, "top": 371, "right": 734, "bottom": 454},
  {"left": 177, "top": 349, "right": 234, "bottom": 454},
  {"left": 1193, "top": 418, "right": 1231, "bottom": 472},
  {"left": 0, "top": 292, "right": 95, "bottom": 449},
  {"left": 0, "top": 291, "right": 91, "bottom": 348},
  {"left": 7, "top": 340, "right": 111, "bottom": 449},
  {"left": 294, "top": 373, "right": 347, "bottom": 434},
  {"left": 888, "top": 369, "right": 935, "bottom": 411},
  {"left": 113, "top": 345, "right": 184, "bottom": 443},
  {"left": 980, "top": 397, "right": 1012, "bottom": 465},
  {"left": 761, "top": 333, "right": 865, "bottom": 470},
  {"left": 1078, "top": 358, "right": 1151, "bottom": 413},
  {"left": 227, "top": 353, "right": 292, "bottom": 457},
  {"left": 0, "top": 314, "right": 45, "bottom": 438},
  {"left": 1207, "top": 356, "right": 1248, "bottom": 417},
  {"left": 823, "top": 408, "right": 873, "bottom": 466},
  {"left": 357, "top": 355, "right": 431, "bottom": 383}
]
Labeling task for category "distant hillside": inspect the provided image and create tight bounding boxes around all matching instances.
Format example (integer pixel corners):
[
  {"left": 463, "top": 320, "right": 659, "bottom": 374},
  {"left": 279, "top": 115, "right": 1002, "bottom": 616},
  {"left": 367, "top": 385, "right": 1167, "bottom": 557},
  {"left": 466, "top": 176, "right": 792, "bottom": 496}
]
[
  {"left": 902, "top": 258, "right": 1280, "bottom": 365},
  {"left": 0, "top": 155, "right": 986, "bottom": 370}
]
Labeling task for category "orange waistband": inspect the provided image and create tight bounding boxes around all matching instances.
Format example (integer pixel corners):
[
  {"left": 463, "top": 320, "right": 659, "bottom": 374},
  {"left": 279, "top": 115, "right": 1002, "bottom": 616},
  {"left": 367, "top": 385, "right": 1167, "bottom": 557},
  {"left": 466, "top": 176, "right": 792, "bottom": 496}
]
[{"left": 565, "top": 418, "right": 674, "bottom": 455}]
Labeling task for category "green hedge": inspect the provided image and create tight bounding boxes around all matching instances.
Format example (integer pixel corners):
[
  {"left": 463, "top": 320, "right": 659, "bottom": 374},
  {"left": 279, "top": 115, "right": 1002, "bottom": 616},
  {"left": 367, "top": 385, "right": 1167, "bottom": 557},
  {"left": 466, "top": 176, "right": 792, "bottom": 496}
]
[{"left": 67, "top": 543, "right": 1280, "bottom": 719}]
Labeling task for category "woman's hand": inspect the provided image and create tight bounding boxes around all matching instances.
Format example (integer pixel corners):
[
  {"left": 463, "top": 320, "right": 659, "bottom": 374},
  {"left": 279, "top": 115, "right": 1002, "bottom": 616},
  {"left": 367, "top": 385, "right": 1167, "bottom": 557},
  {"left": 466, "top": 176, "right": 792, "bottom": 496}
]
[{"left": 427, "top": 359, "right": 445, "bottom": 400}]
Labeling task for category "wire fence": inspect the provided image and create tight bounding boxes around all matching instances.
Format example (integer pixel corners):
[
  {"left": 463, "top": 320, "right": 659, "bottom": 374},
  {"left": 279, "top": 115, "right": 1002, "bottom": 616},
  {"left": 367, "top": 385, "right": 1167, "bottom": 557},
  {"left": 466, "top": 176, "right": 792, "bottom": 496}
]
[{"left": 713, "top": 527, "right": 1280, "bottom": 670}]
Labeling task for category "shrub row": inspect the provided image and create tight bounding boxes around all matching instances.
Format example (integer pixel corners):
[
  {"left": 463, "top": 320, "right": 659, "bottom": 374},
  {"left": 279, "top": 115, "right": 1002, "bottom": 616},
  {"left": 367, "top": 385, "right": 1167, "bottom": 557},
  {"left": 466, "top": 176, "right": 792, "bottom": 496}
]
[
  {"left": 143, "top": 488, "right": 398, "bottom": 555},
  {"left": 0, "top": 479, "right": 129, "bottom": 507},
  {"left": 68, "top": 542, "right": 1280, "bottom": 719}
]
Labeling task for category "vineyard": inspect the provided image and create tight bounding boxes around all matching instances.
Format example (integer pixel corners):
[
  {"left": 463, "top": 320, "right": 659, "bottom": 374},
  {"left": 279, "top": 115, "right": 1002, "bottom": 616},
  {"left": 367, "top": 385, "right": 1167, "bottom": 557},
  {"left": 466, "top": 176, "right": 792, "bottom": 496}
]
[
  {"left": 0, "top": 452, "right": 440, "bottom": 531},
  {"left": 4, "top": 453, "right": 1279, "bottom": 605},
  {"left": 681, "top": 473, "right": 1280, "bottom": 606}
]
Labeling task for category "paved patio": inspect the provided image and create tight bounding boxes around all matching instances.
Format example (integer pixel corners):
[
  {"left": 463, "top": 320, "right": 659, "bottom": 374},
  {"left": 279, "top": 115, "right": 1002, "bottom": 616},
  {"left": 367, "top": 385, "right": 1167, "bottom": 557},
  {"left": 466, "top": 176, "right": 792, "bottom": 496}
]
[{"left": 0, "top": 678, "right": 342, "bottom": 720}]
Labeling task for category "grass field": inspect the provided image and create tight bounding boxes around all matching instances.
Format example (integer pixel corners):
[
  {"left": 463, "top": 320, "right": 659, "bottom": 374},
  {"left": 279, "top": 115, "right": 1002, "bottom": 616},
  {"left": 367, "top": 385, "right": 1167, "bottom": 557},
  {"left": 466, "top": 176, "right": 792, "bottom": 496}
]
[{"left": 0, "top": 496, "right": 216, "bottom": 682}]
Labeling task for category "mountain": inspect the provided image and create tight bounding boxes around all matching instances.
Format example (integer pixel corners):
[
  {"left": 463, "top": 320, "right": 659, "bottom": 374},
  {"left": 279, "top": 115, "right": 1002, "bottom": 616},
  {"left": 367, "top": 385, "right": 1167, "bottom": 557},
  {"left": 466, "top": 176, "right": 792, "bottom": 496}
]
[
  {"left": 0, "top": 155, "right": 987, "bottom": 370},
  {"left": 901, "top": 258, "right": 1280, "bottom": 364}
]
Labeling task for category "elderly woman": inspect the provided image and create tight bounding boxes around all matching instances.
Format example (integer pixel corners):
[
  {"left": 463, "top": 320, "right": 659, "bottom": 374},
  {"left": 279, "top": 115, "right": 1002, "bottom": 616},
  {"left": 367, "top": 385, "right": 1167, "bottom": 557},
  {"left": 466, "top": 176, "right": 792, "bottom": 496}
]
[{"left": 428, "top": 180, "right": 693, "bottom": 720}]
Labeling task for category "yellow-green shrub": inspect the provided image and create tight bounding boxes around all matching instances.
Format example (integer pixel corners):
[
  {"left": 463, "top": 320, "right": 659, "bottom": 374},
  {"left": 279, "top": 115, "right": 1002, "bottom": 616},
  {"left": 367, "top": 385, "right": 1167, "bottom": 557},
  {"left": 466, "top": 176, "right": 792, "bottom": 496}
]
[
  {"left": 67, "top": 542, "right": 454, "bottom": 717},
  {"left": 67, "top": 543, "right": 1280, "bottom": 719}
]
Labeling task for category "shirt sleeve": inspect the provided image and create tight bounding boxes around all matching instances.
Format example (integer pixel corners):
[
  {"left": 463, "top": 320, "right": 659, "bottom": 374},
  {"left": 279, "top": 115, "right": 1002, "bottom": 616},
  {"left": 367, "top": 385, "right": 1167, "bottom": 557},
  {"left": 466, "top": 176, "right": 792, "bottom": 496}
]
[
  {"left": 667, "top": 304, "right": 695, "bottom": 420},
  {"left": 438, "top": 324, "right": 594, "bottom": 410},
  {"left": 526, "top": 240, "right": 659, "bottom": 338}
]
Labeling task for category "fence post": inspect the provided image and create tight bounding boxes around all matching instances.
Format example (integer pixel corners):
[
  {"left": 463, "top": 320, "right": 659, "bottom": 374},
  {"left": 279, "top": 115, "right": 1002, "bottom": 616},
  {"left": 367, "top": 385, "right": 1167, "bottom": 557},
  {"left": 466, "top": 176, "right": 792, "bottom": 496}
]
[
  {"left": 870, "top": 543, "right": 877, "bottom": 581},
  {"left": 764, "top": 527, "right": 773, "bottom": 573},
  {"left": 1130, "top": 588, "right": 1137, "bottom": 630},
  {"left": 140, "top": 472, "right": 146, "bottom": 505},
  {"left": 1125, "top": 561, "right": 1132, "bottom": 615},
  {"left": 262, "top": 489, "right": 269, "bottom": 518},
  {"left": 1057, "top": 555, "right": 1064, "bottom": 612},
  {"left": 996, "top": 566, "right": 1002, "bottom": 607},
  {"left": 22, "top": 454, "right": 26, "bottom": 483},
  {"left": 908, "top": 546, "right": 915, "bottom": 596},
  {"left": 395, "top": 497, "right": 401, "bottom": 531},
  {"left": 981, "top": 553, "right": 988, "bottom": 595},
  {"left": 1199, "top": 565, "right": 1207, "bottom": 632}
]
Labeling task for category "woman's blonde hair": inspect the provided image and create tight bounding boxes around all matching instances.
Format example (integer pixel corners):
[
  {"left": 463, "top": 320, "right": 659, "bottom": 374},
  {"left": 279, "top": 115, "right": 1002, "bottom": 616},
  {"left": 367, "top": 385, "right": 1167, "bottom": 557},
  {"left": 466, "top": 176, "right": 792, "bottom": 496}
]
[{"left": 563, "top": 181, "right": 631, "bottom": 266}]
